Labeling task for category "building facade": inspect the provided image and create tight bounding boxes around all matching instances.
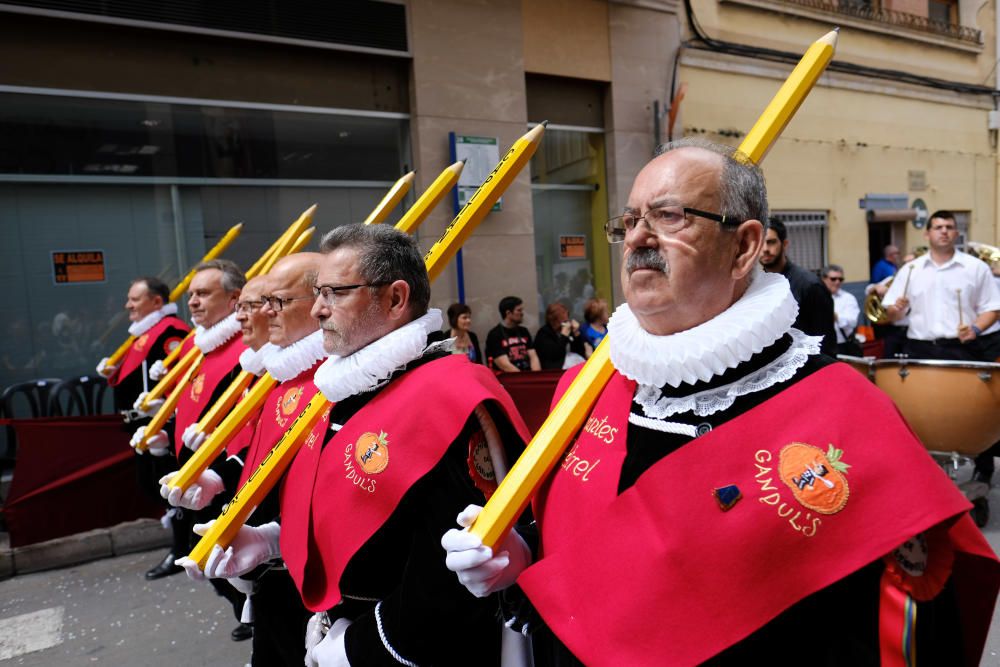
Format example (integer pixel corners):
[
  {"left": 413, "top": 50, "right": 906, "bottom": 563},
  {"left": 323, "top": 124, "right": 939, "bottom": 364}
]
[
  {"left": 677, "top": 0, "right": 998, "bottom": 282},
  {"left": 0, "top": 0, "right": 680, "bottom": 387}
]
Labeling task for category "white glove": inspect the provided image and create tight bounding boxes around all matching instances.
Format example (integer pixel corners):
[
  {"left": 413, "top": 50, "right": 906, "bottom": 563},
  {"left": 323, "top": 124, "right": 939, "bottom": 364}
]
[
  {"left": 149, "top": 359, "right": 167, "bottom": 381},
  {"left": 442, "top": 504, "right": 531, "bottom": 598},
  {"left": 182, "top": 423, "right": 208, "bottom": 451},
  {"left": 304, "top": 613, "right": 330, "bottom": 667},
  {"left": 133, "top": 391, "right": 165, "bottom": 417},
  {"left": 307, "top": 617, "right": 351, "bottom": 667},
  {"left": 159, "top": 469, "right": 224, "bottom": 510},
  {"left": 178, "top": 520, "right": 281, "bottom": 580},
  {"left": 129, "top": 426, "right": 169, "bottom": 456},
  {"left": 96, "top": 357, "right": 118, "bottom": 378}
]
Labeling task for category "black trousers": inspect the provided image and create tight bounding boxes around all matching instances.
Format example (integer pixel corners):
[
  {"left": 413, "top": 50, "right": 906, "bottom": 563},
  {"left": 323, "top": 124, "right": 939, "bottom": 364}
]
[{"left": 250, "top": 568, "right": 310, "bottom": 666}]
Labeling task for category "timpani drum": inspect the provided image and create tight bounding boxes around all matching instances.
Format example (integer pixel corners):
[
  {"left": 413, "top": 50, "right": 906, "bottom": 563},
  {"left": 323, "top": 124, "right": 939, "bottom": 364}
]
[{"left": 838, "top": 356, "right": 1000, "bottom": 456}]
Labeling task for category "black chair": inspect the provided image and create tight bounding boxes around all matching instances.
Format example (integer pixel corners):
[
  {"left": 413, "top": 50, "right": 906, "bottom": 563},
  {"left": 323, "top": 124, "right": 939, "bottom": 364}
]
[
  {"left": 0, "top": 377, "right": 61, "bottom": 505},
  {"left": 48, "top": 375, "right": 110, "bottom": 416}
]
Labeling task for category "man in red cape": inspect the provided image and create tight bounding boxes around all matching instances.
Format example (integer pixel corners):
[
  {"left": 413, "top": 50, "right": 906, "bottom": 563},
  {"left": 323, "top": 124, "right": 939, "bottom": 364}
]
[{"left": 444, "top": 139, "right": 1000, "bottom": 666}]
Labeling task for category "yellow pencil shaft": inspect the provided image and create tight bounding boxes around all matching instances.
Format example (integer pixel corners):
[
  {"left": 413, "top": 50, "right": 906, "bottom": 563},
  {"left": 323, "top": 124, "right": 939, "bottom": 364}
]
[
  {"left": 471, "top": 31, "right": 838, "bottom": 550},
  {"left": 188, "top": 394, "right": 330, "bottom": 568},
  {"left": 170, "top": 374, "right": 278, "bottom": 493},
  {"left": 260, "top": 205, "right": 318, "bottom": 275},
  {"left": 138, "top": 357, "right": 202, "bottom": 451},
  {"left": 425, "top": 126, "right": 544, "bottom": 283},
  {"left": 194, "top": 370, "right": 256, "bottom": 435},
  {"left": 161, "top": 330, "right": 196, "bottom": 369},
  {"left": 471, "top": 342, "right": 614, "bottom": 547},
  {"left": 395, "top": 161, "right": 465, "bottom": 235},
  {"left": 738, "top": 31, "right": 836, "bottom": 163},
  {"left": 143, "top": 347, "right": 201, "bottom": 408},
  {"left": 288, "top": 227, "right": 316, "bottom": 255},
  {"left": 106, "top": 335, "right": 136, "bottom": 367},
  {"left": 363, "top": 172, "right": 416, "bottom": 226},
  {"left": 168, "top": 223, "right": 244, "bottom": 303},
  {"left": 187, "top": 127, "right": 542, "bottom": 566}
]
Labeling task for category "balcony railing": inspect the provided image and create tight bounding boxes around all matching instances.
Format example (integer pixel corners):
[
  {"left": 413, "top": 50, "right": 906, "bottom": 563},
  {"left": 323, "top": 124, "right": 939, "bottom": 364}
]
[{"left": 770, "top": 0, "right": 982, "bottom": 44}]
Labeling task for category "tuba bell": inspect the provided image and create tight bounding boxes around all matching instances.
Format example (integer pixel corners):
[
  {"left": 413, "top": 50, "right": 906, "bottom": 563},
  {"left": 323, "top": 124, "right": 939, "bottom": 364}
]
[{"left": 967, "top": 241, "right": 1000, "bottom": 271}]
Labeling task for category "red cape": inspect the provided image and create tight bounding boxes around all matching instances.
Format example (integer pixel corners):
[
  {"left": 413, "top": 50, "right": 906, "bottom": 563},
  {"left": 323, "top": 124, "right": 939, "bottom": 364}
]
[
  {"left": 518, "top": 363, "right": 1000, "bottom": 666},
  {"left": 109, "top": 316, "right": 189, "bottom": 387},
  {"left": 173, "top": 333, "right": 244, "bottom": 456},
  {"left": 280, "top": 355, "right": 531, "bottom": 612},
  {"left": 237, "top": 361, "right": 324, "bottom": 486}
]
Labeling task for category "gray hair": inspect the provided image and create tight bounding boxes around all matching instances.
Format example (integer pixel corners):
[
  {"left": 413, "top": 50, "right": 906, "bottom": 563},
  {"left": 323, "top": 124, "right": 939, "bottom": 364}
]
[
  {"left": 821, "top": 264, "right": 844, "bottom": 278},
  {"left": 319, "top": 224, "right": 431, "bottom": 317},
  {"left": 193, "top": 258, "right": 245, "bottom": 293},
  {"left": 654, "top": 138, "right": 769, "bottom": 227}
]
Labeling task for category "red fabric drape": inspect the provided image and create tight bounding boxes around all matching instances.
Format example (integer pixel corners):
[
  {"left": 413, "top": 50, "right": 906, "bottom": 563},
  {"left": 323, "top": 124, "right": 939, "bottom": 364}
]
[
  {"left": 496, "top": 369, "right": 563, "bottom": 436},
  {"left": 1, "top": 415, "right": 161, "bottom": 547}
]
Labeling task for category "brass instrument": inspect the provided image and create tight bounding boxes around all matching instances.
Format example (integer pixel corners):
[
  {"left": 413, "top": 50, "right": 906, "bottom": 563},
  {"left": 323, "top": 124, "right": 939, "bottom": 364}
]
[
  {"left": 864, "top": 246, "right": 929, "bottom": 324},
  {"left": 967, "top": 241, "right": 1000, "bottom": 271}
]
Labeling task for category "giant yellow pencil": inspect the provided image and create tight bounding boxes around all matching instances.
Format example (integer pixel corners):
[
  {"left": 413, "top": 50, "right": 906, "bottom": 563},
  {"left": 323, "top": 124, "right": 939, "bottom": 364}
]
[
  {"left": 135, "top": 356, "right": 203, "bottom": 451},
  {"left": 470, "top": 29, "right": 839, "bottom": 549},
  {"left": 140, "top": 346, "right": 201, "bottom": 409},
  {"left": 259, "top": 205, "right": 318, "bottom": 275},
  {"left": 395, "top": 161, "right": 465, "bottom": 235},
  {"left": 187, "top": 125, "right": 545, "bottom": 567},
  {"left": 362, "top": 171, "right": 415, "bottom": 226},
  {"left": 105, "top": 223, "right": 244, "bottom": 367},
  {"left": 169, "top": 169, "right": 458, "bottom": 494}
]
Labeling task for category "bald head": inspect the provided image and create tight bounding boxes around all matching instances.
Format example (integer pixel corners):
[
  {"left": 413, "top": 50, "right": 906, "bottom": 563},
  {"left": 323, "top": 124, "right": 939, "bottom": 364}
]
[{"left": 263, "top": 253, "right": 322, "bottom": 347}]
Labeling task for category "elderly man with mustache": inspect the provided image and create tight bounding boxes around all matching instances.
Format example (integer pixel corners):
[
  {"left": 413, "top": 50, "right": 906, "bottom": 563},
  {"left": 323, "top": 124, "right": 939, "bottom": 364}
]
[{"left": 444, "top": 139, "right": 1000, "bottom": 666}]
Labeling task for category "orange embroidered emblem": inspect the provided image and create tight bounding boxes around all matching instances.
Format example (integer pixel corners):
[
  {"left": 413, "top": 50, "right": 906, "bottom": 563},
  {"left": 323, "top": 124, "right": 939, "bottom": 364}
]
[
  {"left": 778, "top": 443, "right": 850, "bottom": 515},
  {"left": 134, "top": 333, "right": 149, "bottom": 352},
  {"left": 189, "top": 373, "right": 206, "bottom": 403},
  {"left": 354, "top": 431, "right": 389, "bottom": 475},
  {"left": 279, "top": 387, "right": 303, "bottom": 416}
]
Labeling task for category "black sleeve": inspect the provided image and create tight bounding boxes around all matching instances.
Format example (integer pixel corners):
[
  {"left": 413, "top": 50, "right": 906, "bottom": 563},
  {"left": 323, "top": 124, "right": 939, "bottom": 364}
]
[
  {"left": 341, "top": 414, "right": 510, "bottom": 667},
  {"left": 484, "top": 326, "right": 504, "bottom": 362},
  {"left": 534, "top": 327, "right": 566, "bottom": 370}
]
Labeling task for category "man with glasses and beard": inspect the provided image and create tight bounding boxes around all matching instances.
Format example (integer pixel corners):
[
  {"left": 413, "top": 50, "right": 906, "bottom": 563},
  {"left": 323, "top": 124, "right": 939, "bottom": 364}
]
[{"left": 444, "top": 139, "right": 999, "bottom": 666}]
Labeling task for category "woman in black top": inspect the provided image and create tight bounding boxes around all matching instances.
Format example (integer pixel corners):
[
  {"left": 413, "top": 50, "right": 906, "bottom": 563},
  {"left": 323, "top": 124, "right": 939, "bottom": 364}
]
[{"left": 535, "top": 302, "right": 587, "bottom": 370}]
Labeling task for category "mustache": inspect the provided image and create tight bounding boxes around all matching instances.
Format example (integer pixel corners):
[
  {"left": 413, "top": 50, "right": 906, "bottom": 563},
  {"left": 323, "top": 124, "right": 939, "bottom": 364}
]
[{"left": 625, "top": 248, "right": 668, "bottom": 276}]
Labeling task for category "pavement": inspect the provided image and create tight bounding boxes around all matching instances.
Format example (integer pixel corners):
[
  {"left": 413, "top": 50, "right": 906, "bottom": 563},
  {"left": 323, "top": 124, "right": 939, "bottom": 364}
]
[{"left": 2, "top": 480, "right": 1000, "bottom": 665}]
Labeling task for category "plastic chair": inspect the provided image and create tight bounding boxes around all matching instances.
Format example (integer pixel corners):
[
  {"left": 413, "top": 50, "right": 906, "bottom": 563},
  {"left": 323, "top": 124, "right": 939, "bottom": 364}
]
[
  {"left": 48, "top": 375, "right": 110, "bottom": 416},
  {"left": 0, "top": 377, "right": 61, "bottom": 504}
]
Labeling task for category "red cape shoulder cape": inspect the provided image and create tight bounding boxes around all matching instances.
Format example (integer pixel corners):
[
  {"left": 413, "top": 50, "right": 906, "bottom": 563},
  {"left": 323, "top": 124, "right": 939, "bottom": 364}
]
[
  {"left": 280, "top": 355, "right": 531, "bottom": 612},
  {"left": 109, "top": 316, "right": 189, "bottom": 387},
  {"left": 518, "top": 362, "right": 1000, "bottom": 666}
]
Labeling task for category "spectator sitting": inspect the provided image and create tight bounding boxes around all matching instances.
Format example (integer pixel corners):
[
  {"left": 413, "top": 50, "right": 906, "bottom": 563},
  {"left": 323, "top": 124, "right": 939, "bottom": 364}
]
[
  {"left": 485, "top": 296, "right": 541, "bottom": 372},
  {"left": 580, "top": 298, "right": 609, "bottom": 351},
  {"left": 428, "top": 302, "right": 483, "bottom": 364},
  {"left": 535, "top": 302, "right": 588, "bottom": 370}
]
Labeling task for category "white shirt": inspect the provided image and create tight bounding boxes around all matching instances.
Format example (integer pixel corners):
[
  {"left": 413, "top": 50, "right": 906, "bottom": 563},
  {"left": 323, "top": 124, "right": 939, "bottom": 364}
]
[
  {"left": 984, "top": 275, "right": 1000, "bottom": 335},
  {"left": 831, "top": 290, "right": 860, "bottom": 343},
  {"left": 882, "top": 251, "right": 1000, "bottom": 340}
]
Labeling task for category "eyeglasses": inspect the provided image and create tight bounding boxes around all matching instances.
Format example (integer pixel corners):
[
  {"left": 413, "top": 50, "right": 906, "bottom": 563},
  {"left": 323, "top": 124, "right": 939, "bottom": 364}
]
[
  {"left": 261, "top": 294, "right": 314, "bottom": 312},
  {"left": 826, "top": 276, "right": 844, "bottom": 283},
  {"left": 311, "top": 282, "right": 388, "bottom": 306},
  {"left": 235, "top": 299, "right": 265, "bottom": 314},
  {"left": 604, "top": 205, "right": 742, "bottom": 243}
]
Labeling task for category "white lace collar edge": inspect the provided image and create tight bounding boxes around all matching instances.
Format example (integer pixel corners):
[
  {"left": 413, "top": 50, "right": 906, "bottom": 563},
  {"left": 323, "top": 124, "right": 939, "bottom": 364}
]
[
  {"left": 240, "top": 343, "right": 276, "bottom": 376},
  {"left": 264, "top": 330, "right": 328, "bottom": 382},
  {"left": 313, "top": 309, "right": 443, "bottom": 403},
  {"left": 194, "top": 312, "right": 242, "bottom": 354},
  {"left": 608, "top": 269, "right": 798, "bottom": 388},
  {"left": 128, "top": 303, "right": 179, "bottom": 337},
  {"left": 633, "top": 328, "right": 822, "bottom": 419}
]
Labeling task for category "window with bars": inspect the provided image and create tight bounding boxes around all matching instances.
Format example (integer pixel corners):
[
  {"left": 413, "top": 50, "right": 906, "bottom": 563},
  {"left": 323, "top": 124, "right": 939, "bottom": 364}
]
[{"left": 771, "top": 210, "right": 828, "bottom": 273}]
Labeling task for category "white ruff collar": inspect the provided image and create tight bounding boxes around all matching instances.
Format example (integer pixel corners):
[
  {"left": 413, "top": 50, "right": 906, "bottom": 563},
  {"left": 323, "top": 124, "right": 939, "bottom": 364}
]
[
  {"left": 314, "top": 309, "right": 443, "bottom": 403},
  {"left": 264, "top": 330, "right": 327, "bottom": 382},
  {"left": 128, "top": 303, "right": 178, "bottom": 336},
  {"left": 240, "top": 343, "right": 276, "bottom": 377},
  {"left": 608, "top": 270, "right": 798, "bottom": 388},
  {"left": 194, "top": 312, "right": 241, "bottom": 354}
]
